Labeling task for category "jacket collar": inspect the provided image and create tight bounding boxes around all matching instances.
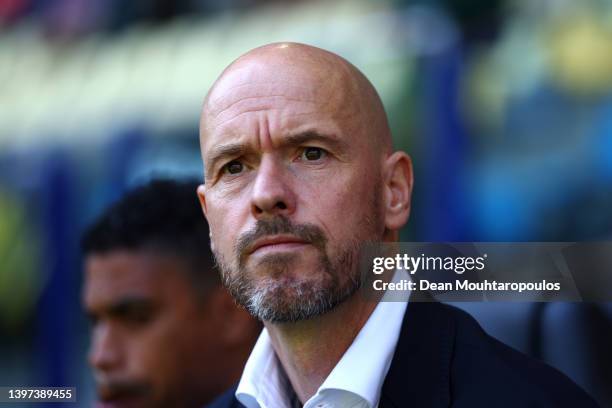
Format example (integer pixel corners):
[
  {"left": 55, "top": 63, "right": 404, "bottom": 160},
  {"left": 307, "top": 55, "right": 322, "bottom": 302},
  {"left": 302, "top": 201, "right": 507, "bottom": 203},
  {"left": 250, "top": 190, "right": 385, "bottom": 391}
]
[{"left": 380, "top": 299, "right": 455, "bottom": 408}]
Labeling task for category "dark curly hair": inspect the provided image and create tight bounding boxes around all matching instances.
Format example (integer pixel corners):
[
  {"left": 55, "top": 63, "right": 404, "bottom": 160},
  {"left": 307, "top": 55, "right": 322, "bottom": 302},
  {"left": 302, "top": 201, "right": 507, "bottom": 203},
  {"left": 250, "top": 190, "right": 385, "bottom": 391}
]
[{"left": 81, "top": 178, "right": 219, "bottom": 294}]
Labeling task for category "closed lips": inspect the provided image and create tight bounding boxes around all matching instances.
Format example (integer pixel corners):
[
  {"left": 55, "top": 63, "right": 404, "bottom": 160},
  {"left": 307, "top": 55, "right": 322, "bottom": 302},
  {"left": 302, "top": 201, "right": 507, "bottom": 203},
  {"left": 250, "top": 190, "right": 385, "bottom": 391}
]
[{"left": 249, "top": 236, "right": 308, "bottom": 253}]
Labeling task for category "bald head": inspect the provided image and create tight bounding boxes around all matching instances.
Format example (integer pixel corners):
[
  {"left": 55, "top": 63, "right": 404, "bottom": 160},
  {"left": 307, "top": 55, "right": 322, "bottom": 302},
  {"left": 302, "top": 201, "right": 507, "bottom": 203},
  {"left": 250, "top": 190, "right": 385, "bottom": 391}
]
[{"left": 200, "top": 42, "right": 392, "bottom": 162}]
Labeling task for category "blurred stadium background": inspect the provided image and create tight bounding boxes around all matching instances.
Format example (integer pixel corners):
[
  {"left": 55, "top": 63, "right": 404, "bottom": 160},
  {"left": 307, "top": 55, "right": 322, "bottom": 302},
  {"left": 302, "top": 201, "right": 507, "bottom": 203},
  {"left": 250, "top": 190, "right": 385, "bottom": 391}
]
[{"left": 1, "top": 0, "right": 611, "bottom": 406}]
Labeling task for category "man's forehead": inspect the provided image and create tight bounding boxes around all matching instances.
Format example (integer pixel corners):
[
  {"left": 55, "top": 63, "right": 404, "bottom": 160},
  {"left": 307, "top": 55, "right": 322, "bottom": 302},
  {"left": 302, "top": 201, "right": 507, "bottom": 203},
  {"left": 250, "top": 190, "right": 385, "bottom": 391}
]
[
  {"left": 83, "top": 252, "right": 182, "bottom": 302},
  {"left": 201, "top": 66, "right": 356, "bottom": 148},
  {"left": 85, "top": 254, "right": 152, "bottom": 294},
  {"left": 204, "top": 63, "right": 325, "bottom": 120}
]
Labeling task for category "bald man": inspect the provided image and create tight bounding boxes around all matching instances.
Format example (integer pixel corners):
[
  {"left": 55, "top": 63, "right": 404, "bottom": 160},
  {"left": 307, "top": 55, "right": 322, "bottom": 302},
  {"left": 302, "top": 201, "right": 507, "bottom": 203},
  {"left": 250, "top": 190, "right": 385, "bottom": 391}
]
[{"left": 198, "top": 43, "right": 597, "bottom": 408}]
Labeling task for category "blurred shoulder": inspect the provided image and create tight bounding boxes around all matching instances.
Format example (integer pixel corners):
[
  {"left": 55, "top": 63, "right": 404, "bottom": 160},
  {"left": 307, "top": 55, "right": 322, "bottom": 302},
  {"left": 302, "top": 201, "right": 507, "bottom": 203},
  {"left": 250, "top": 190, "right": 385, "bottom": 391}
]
[
  {"left": 205, "top": 384, "right": 244, "bottom": 408},
  {"left": 442, "top": 303, "right": 599, "bottom": 407}
]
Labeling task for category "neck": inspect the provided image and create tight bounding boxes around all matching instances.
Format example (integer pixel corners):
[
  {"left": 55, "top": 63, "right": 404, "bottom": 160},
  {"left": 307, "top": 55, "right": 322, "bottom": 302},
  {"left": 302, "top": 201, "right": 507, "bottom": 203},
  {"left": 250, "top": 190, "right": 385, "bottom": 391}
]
[{"left": 264, "top": 293, "right": 378, "bottom": 404}]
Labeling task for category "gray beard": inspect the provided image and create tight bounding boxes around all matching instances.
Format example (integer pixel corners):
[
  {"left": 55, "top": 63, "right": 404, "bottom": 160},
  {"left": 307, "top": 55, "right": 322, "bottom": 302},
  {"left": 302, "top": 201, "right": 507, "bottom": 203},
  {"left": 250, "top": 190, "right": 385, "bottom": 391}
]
[{"left": 214, "top": 238, "right": 363, "bottom": 323}]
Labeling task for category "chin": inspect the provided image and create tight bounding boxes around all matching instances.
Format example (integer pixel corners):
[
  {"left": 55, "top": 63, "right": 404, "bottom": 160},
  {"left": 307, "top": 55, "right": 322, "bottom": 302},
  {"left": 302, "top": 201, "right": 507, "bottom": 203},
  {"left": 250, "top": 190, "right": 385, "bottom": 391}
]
[
  {"left": 245, "top": 273, "right": 346, "bottom": 323},
  {"left": 252, "top": 252, "right": 328, "bottom": 279},
  {"left": 95, "top": 398, "right": 148, "bottom": 408}
]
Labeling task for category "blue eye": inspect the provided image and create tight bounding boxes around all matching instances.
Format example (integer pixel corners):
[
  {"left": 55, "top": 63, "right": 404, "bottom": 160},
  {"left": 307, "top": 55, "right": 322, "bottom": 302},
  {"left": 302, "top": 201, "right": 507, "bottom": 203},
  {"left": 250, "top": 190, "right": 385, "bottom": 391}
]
[
  {"left": 302, "top": 147, "right": 326, "bottom": 161},
  {"left": 224, "top": 160, "right": 243, "bottom": 175}
]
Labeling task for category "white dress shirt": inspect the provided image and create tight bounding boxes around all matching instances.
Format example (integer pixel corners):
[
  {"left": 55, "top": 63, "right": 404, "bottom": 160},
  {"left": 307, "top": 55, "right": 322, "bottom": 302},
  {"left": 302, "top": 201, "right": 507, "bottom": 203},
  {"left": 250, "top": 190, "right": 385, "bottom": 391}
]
[{"left": 236, "top": 271, "right": 410, "bottom": 408}]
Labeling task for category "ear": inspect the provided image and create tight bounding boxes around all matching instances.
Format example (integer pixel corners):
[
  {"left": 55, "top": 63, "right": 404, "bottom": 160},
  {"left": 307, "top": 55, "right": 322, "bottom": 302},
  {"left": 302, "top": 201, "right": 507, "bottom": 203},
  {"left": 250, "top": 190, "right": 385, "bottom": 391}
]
[
  {"left": 197, "top": 184, "right": 208, "bottom": 219},
  {"left": 382, "top": 151, "right": 413, "bottom": 231},
  {"left": 197, "top": 183, "right": 215, "bottom": 248}
]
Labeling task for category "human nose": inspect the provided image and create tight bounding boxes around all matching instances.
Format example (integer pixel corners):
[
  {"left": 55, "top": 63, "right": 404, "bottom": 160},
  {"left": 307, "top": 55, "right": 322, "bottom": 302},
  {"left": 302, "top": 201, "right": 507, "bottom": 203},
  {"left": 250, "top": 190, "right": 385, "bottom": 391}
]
[
  {"left": 88, "top": 323, "right": 122, "bottom": 372},
  {"left": 250, "top": 156, "right": 296, "bottom": 219}
]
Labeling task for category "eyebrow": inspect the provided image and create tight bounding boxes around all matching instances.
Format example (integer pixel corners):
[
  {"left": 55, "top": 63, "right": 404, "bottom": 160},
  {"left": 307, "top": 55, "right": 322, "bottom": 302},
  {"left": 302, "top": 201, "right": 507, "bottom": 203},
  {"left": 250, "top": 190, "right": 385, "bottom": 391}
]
[
  {"left": 205, "top": 130, "right": 347, "bottom": 178},
  {"left": 87, "top": 296, "right": 155, "bottom": 321},
  {"left": 109, "top": 297, "right": 154, "bottom": 314},
  {"left": 285, "top": 130, "right": 348, "bottom": 152},
  {"left": 205, "top": 143, "right": 248, "bottom": 178}
]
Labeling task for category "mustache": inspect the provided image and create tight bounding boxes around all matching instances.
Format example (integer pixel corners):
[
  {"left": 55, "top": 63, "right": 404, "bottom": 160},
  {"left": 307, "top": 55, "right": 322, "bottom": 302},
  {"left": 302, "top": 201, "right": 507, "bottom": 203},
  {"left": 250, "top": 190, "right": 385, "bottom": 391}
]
[
  {"left": 95, "top": 378, "right": 150, "bottom": 401},
  {"left": 236, "top": 216, "right": 327, "bottom": 262}
]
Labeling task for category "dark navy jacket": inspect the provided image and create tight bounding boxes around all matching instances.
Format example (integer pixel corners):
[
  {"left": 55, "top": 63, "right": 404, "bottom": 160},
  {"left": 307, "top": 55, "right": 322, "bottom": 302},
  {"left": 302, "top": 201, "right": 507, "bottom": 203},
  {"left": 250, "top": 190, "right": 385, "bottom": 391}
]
[{"left": 207, "top": 301, "right": 599, "bottom": 407}]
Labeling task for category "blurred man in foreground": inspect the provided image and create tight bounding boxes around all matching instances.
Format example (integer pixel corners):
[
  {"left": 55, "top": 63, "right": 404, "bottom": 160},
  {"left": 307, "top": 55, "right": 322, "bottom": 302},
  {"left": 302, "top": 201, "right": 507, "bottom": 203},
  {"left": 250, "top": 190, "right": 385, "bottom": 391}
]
[
  {"left": 197, "top": 43, "right": 598, "bottom": 407},
  {"left": 82, "top": 179, "right": 261, "bottom": 408}
]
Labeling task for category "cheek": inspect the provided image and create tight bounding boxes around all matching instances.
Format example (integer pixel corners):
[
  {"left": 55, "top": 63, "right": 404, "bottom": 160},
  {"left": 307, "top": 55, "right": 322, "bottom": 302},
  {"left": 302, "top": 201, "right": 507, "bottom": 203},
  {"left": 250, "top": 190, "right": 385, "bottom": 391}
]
[
  {"left": 207, "top": 192, "right": 250, "bottom": 256},
  {"left": 306, "top": 171, "right": 376, "bottom": 238},
  {"left": 130, "top": 327, "right": 170, "bottom": 367},
  {"left": 121, "top": 334, "right": 163, "bottom": 388},
  {"left": 130, "top": 320, "right": 190, "bottom": 396},
  {"left": 128, "top": 308, "right": 184, "bottom": 369}
]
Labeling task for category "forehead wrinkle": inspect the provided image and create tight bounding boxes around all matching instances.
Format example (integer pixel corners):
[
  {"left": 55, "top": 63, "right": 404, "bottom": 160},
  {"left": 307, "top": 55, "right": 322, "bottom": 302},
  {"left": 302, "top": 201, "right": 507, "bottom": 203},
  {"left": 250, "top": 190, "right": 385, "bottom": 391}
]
[
  {"left": 210, "top": 107, "right": 275, "bottom": 135},
  {"left": 201, "top": 79, "right": 320, "bottom": 146},
  {"left": 210, "top": 95, "right": 316, "bottom": 131},
  {"left": 205, "top": 67, "right": 318, "bottom": 115},
  {"left": 206, "top": 79, "right": 318, "bottom": 117}
]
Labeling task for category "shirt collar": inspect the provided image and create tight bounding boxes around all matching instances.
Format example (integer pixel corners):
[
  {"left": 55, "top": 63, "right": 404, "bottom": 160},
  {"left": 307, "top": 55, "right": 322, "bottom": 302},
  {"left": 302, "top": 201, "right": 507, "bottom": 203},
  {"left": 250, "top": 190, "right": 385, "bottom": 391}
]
[
  {"left": 236, "top": 329, "right": 296, "bottom": 408},
  {"left": 313, "top": 283, "right": 409, "bottom": 407},
  {"left": 236, "top": 270, "right": 410, "bottom": 408}
]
